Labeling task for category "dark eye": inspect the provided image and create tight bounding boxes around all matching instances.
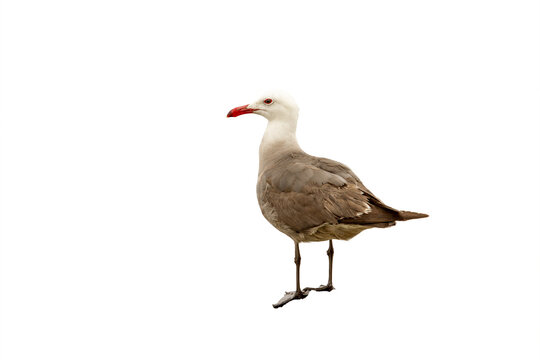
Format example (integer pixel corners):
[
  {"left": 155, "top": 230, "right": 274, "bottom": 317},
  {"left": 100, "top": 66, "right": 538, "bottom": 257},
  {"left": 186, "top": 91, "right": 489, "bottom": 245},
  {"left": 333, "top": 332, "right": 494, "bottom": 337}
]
[{"left": 263, "top": 98, "right": 273, "bottom": 104}]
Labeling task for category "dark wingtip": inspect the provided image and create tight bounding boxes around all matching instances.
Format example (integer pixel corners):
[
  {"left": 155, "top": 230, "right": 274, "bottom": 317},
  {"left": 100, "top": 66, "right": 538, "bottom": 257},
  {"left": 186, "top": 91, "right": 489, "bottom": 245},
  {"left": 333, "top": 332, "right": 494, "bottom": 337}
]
[{"left": 399, "top": 211, "right": 429, "bottom": 221}]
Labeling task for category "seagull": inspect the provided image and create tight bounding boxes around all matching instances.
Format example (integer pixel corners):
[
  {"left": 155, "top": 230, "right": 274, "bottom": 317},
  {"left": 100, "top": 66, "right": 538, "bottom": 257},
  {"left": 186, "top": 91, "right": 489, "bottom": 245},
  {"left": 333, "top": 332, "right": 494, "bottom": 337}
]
[{"left": 227, "top": 91, "right": 428, "bottom": 308}]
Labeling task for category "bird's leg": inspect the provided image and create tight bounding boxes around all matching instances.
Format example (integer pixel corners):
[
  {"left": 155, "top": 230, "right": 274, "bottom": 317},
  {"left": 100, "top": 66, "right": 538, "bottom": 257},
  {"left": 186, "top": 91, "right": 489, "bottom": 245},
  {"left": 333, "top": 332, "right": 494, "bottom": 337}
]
[
  {"left": 327, "top": 239, "right": 334, "bottom": 288},
  {"left": 272, "top": 242, "right": 309, "bottom": 308},
  {"left": 303, "top": 239, "right": 335, "bottom": 292}
]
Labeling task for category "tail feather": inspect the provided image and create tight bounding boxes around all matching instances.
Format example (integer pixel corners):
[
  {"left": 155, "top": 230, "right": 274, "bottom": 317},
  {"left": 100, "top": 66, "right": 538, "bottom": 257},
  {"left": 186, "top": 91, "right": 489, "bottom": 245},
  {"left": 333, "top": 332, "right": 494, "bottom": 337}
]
[{"left": 398, "top": 210, "right": 429, "bottom": 221}]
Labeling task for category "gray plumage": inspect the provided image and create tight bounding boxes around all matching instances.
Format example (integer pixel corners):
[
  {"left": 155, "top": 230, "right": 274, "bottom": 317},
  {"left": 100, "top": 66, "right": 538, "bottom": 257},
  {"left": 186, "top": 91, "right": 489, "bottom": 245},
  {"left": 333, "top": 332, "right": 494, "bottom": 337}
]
[
  {"left": 257, "top": 147, "right": 427, "bottom": 243},
  {"left": 228, "top": 91, "right": 428, "bottom": 308},
  {"left": 226, "top": 91, "right": 428, "bottom": 244}
]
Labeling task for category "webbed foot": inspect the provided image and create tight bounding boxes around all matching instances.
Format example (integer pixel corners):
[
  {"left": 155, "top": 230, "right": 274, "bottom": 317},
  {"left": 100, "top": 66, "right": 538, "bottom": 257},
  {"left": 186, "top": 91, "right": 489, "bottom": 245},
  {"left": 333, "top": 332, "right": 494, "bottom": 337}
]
[
  {"left": 303, "top": 284, "right": 335, "bottom": 292},
  {"left": 272, "top": 290, "right": 309, "bottom": 308}
]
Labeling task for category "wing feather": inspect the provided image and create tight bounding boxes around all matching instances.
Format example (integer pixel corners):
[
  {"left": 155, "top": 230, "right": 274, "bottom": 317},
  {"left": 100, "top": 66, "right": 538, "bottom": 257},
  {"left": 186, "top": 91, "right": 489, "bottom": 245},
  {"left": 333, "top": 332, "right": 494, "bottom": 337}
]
[{"left": 259, "top": 154, "right": 400, "bottom": 232}]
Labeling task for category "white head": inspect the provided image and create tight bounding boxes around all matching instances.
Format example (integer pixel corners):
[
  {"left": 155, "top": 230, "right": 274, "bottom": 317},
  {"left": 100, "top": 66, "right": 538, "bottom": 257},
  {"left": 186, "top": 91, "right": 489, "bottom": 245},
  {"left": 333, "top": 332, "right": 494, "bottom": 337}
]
[{"left": 227, "top": 91, "right": 299, "bottom": 122}]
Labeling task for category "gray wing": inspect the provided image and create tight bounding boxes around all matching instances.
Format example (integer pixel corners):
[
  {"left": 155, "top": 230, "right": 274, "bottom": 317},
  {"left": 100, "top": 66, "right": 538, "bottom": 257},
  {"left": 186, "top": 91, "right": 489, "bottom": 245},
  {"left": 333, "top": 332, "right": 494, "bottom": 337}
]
[
  {"left": 311, "top": 156, "right": 426, "bottom": 223},
  {"left": 258, "top": 154, "right": 402, "bottom": 232},
  {"left": 311, "top": 157, "right": 376, "bottom": 195}
]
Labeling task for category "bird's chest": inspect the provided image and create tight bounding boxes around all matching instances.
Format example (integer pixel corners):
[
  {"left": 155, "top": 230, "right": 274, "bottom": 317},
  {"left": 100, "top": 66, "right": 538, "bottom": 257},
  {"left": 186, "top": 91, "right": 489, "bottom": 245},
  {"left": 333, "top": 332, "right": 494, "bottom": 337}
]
[
  {"left": 256, "top": 175, "right": 295, "bottom": 235},
  {"left": 256, "top": 175, "right": 276, "bottom": 222}
]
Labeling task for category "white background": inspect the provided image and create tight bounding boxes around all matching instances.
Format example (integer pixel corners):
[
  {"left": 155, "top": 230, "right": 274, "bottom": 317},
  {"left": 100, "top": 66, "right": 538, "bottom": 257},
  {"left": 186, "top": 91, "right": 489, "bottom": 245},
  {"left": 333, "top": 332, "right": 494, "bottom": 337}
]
[{"left": 1, "top": 0, "right": 539, "bottom": 359}]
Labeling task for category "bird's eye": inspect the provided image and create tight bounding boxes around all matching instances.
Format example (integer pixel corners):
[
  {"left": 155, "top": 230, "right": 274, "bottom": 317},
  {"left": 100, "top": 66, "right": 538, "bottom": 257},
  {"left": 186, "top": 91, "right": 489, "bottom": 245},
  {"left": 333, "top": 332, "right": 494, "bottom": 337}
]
[{"left": 263, "top": 98, "right": 273, "bottom": 105}]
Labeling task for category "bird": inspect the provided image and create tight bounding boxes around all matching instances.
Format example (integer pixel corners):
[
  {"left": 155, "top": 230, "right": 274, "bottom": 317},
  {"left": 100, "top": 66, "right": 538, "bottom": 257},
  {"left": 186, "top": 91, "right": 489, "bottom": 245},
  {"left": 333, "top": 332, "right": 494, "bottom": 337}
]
[{"left": 227, "top": 91, "right": 428, "bottom": 308}]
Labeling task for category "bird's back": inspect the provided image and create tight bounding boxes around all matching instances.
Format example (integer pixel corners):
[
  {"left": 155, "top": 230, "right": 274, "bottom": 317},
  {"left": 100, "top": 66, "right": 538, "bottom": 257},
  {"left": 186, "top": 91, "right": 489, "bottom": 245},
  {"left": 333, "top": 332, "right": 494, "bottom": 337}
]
[{"left": 257, "top": 151, "right": 427, "bottom": 242}]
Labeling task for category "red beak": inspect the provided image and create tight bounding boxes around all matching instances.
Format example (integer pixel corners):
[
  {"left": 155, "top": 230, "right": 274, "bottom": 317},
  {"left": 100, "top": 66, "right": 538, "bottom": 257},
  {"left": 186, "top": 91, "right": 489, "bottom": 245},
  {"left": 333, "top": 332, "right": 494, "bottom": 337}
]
[{"left": 227, "top": 104, "right": 256, "bottom": 118}]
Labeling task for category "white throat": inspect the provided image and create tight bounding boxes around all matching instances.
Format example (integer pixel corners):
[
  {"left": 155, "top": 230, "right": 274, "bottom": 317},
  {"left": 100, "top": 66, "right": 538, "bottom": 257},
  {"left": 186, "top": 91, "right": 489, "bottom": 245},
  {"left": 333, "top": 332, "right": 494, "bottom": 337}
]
[{"left": 259, "top": 116, "right": 302, "bottom": 168}]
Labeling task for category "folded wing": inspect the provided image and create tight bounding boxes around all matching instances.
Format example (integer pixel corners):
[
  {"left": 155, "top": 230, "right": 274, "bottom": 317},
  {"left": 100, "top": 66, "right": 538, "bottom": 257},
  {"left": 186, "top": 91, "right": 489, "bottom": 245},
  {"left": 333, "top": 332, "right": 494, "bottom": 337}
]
[{"left": 257, "top": 154, "right": 419, "bottom": 233}]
